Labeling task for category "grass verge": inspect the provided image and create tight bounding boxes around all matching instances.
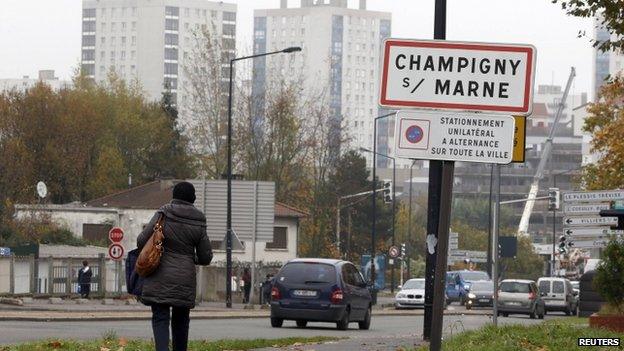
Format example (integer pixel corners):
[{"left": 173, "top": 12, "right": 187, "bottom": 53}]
[
  {"left": 0, "top": 336, "right": 340, "bottom": 351},
  {"left": 416, "top": 319, "right": 624, "bottom": 351}
]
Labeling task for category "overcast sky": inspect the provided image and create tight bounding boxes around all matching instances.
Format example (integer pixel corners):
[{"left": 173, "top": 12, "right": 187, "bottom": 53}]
[{"left": 0, "top": 0, "right": 594, "bottom": 98}]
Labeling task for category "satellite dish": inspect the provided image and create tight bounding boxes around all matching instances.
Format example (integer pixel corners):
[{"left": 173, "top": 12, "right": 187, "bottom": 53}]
[{"left": 36, "top": 181, "right": 48, "bottom": 199}]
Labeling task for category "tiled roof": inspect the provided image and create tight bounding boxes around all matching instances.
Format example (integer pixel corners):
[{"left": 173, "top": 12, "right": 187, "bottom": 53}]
[{"left": 84, "top": 180, "right": 307, "bottom": 218}]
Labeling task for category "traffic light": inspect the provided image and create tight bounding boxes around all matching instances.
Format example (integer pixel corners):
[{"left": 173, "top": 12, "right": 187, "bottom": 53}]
[
  {"left": 383, "top": 179, "right": 393, "bottom": 204},
  {"left": 558, "top": 235, "right": 567, "bottom": 255},
  {"left": 548, "top": 187, "right": 560, "bottom": 211},
  {"left": 400, "top": 243, "right": 406, "bottom": 257}
]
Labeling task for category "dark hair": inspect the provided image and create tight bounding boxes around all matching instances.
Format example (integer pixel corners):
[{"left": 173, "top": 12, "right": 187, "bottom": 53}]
[
  {"left": 173, "top": 181, "right": 196, "bottom": 203},
  {"left": 82, "top": 260, "right": 88, "bottom": 266}
]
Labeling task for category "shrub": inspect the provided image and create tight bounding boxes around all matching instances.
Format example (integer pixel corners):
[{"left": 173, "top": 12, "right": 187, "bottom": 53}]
[{"left": 594, "top": 237, "right": 624, "bottom": 315}]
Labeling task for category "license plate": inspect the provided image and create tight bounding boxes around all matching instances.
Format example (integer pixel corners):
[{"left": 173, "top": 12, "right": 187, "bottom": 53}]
[
  {"left": 507, "top": 301, "right": 521, "bottom": 306},
  {"left": 479, "top": 299, "right": 490, "bottom": 302},
  {"left": 292, "top": 290, "right": 317, "bottom": 297}
]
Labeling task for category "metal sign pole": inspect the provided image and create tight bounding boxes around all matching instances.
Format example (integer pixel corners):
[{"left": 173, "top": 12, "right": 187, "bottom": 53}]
[
  {"left": 423, "top": 0, "right": 446, "bottom": 342},
  {"left": 492, "top": 164, "right": 501, "bottom": 326}
]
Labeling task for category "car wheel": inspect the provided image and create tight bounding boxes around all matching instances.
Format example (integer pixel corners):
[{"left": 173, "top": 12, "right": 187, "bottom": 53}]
[
  {"left": 502, "top": 312, "right": 508, "bottom": 317},
  {"left": 270, "top": 317, "right": 283, "bottom": 328},
  {"left": 358, "top": 306, "right": 371, "bottom": 330},
  {"left": 296, "top": 320, "right": 307, "bottom": 328},
  {"left": 336, "top": 308, "right": 350, "bottom": 330}
]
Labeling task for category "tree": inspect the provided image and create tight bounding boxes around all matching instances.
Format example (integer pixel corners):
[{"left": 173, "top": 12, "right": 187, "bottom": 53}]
[
  {"left": 594, "top": 238, "right": 624, "bottom": 314},
  {"left": 581, "top": 76, "right": 624, "bottom": 189},
  {"left": 552, "top": 0, "right": 624, "bottom": 52}
]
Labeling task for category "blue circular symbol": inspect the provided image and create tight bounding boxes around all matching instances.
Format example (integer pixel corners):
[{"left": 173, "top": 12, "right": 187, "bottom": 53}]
[{"left": 406, "top": 125, "right": 424, "bottom": 144}]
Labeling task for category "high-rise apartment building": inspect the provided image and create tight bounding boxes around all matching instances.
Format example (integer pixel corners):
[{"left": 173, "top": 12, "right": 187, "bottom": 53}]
[
  {"left": 81, "top": 0, "right": 236, "bottom": 107},
  {"left": 253, "top": 0, "right": 392, "bottom": 167},
  {"left": 593, "top": 17, "right": 624, "bottom": 100}
]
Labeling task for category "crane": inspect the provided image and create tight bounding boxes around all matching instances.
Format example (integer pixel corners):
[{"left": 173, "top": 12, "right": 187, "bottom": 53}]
[{"left": 517, "top": 67, "right": 576, "bottom": 235}]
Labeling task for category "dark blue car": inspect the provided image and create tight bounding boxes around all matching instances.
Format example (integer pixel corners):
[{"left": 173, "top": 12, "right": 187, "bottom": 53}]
[
  {"left": 270, "top": 258, "right": 372, "bottom": 330},
  {"left": 446, "top": 270, "right": 491, "bottom": 305}
]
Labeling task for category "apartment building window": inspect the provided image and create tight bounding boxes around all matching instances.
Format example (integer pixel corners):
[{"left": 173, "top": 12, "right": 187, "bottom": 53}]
[
  {"left": 99, "top": 65, "right": 105, "bottom": 74},
  {"left": 111, "top": 22, "right": 116, "bottom": 32},
  {"left": 121, "top": 7, "right": 126, "bottom": 17},
  {"left": 300, "top": 28, "right": 305, "bottom": 36},
  {"left": 122, "top": 22, "right": 127, "bottom": 31},
  {"left": 131, "top": 51, "right": 136, "bottom": 60},
  {"left": 131, "top": 65, "right": 136, "bottom": 73},
  {"left": 164, "top": 77, "right": 178, "bottom": 89},
  {"left": 184, "top": 8, "right": 190, "bottom": 16},
  {"left": 184, "top": 22, "right": 189, "bottom": 30},
  {"left": 100, "top": 8, "right": 106, "bottom": 17},
  {"left": 132, "top": 36, "right": 136, "bottom": 46},
  {"left": 165, "top": 33, "right": 178, "bottom": 46},
  {"left": 121, "top": 36, "right": 126, "bottom": 45},
  {"left": 165, "top": 47, "right": 178, "bottom": 60},
  {"left": 195, "top": 9, "right": 200, "bottom": 17},
  {"left": 83, "top": 21, "right": 96, "bottom": 32},
  {"left": 83, "top": 8, "right": 96, "bottom": 18},
  {"left": 164, "top": 62, "right": 178, "bottom": 75},
  {"left": 211, "top": 10, "right": 217, "bottom": 18},
  {"left": 111, "top": 37, "right": 116, "bottom": 45},
  {"left": 82, "top": 50, "right": 95, "bottom": 61},
  {"left": 111, "top": 8, "right": 117, "bottom": 18},
  {"left": 101, "top": 22, "right": 106, "bottom": 31},
  {"left": 121, "top": 51, "right": 126, "bottom": 60},
  {"left": 266, "top": 227, "right": 287, "bottom": 249},
  {"left": 202, "top": 9, "right": 207, "bottom": 17},
  {"left": 223, "top": 11, "right": 235, "bottom": 22},
  {"left": 82, "top": 35, "right": 95, "bottom": 47},
  {"left": 166, "top": 19, "right": 179, "bottom": 31},
  {"left": 132, "top": 22, "right": 136, "bottom": 31},
  {"left": 101, "top": 37, "right": 106, "bottom": 45},
  {"left": 100, "top": 51, "right": 105, "bottom": 59},
  {"left": 223, "top": 23, "right": 236, "bottom": 37},
  {"left": 110, "top": 51, "right": 115, "bottom": 63},
  {"left": 165, "top": 6, "right": 179, "bottom": 17},
  {"left": 132, "top": 7, "right": 137, "bottom": 16}
]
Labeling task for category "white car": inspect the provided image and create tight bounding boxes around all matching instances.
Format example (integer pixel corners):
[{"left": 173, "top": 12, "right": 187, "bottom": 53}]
[{"left": 395, "top": 278, "right": 447, "bottom": 309}]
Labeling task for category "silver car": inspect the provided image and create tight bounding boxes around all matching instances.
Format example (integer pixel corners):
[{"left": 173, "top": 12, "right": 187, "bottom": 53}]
[{"left": 497, "top": 279, "right": 546, "bottom": 319}]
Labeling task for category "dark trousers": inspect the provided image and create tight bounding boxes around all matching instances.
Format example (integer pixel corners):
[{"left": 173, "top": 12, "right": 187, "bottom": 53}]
[
  {"left": 151, "top": 304, "right": 190, "bottom": 351},
  {"left": 243, "top": 283, "right": 251, "bottom": 303},
  {"left": 80, "top": 284, "right": 90, "bottom": 298}
]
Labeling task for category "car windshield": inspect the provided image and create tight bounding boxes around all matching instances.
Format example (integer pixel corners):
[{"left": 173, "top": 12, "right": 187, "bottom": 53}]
[
  {"left": 276, "top": 262, "right": 336, "bottom": 285},
  {"left": 470, "top": 281, "right": 493, "bottom": 291},
  {"left": 459, "top": 271, "right": 490, "bottom": 281},
  {"left": 553, "top": 281, "right": 564, "bottom": 293},
  {"left": 500, "top": 281, "right": 531, "bottom": 293},
  {"left": 403, "top": 280, "right": 425, "bottom": 290}
]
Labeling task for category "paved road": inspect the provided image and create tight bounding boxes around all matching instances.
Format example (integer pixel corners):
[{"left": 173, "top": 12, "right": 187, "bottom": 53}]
[{"left": 0, "top": 313, "right": 566, "bottom": 347}]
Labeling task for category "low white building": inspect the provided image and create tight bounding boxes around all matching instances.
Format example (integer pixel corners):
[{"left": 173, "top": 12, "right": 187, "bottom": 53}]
[{"left": 15, "top": 179, "right": 306, "bottom": 266}]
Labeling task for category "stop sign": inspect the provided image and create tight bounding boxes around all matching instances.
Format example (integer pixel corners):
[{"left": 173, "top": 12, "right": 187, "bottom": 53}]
[{"left": 109, "top": 227, "right": 124, "bottom": 243}]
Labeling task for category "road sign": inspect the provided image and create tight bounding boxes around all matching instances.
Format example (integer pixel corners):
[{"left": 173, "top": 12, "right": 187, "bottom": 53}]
[
  {"left": 108, "top": 243, "right": 125, "bottom": 260},
  {"left": 532, "top": 243, "right": 553, "bottom": 255},
  {"left": 108, "top": 227, "right": 124, "bottom": 243},
  {"left": 512, "top": 116, "right": 526, "bottom": 163},
  {"left": 0, "top": 247, "right": 10, "bottom": 256},
  {"left": 563, "top": 216, "right": 618, "bottom": 227},
  {"left": 568, "top": 239, "right": 609, "bottom": 249},
  {"left": 449, "top": 232, "right": 458, "bottom": 239},
  {"left": 379, "top": 39, "right": 536, "bottom": 114},
  {"left": 395, "top": 110, "right": 515, "bottom": 164},
  {"left": 388, "top": 245, "right": 399, "bottom": 258},
  {"left": 563, "top": 190, "right": 624, "bottom": 203},
  {"left": 564, "top": 227, "right": 624, "bottom": 237},
  {"left": 564, "top": 203, "right": 611, "bottom": 214}
]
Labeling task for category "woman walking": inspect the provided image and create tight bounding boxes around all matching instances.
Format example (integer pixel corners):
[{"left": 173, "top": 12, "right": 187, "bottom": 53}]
[{"left": 137, "top": 181, "right": 213, "bottom": 351}]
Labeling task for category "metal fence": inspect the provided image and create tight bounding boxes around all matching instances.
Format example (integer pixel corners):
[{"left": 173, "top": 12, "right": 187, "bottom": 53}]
[{"left": 0, "top": 253, "right": 125, "bottom": 297}]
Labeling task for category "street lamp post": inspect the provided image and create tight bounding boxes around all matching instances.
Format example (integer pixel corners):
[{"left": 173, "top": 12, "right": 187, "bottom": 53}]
[
  {"left": 226, "top": 46, "right": 301, "bottom": 308},
  {"left": 360, "top": 145, "right": 396, "bottom": 294}
]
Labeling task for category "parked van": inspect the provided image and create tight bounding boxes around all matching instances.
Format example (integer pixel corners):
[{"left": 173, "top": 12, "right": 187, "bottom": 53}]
[{"left": 537, "top": 277, "right": 578, "bottom": 315}]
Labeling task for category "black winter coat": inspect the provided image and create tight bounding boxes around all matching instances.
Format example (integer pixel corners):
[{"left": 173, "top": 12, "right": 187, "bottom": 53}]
[{"left": 137, "top": 199, "right": 213, "bottom": 308}]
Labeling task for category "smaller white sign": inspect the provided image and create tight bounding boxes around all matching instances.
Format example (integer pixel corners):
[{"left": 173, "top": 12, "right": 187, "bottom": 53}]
[
  {"left": 570, "top": 239, "right": 609, "bottom": 249},
  {"left": 532, "top": 243, "right": 553, "bottom": 255},
  {"left": 564, "top": 227, "right": 624, "bottom": 236},
  {"left": 564, "top": 203, "right": 610, "bottom": 214},
  {"left": 563, "top": 216, "right": 618, "bottom": 227},
  {"left": 450, "top": 232, "right": 459, "bottom": 239},
  {"left": 563, "top": 190, "right": 624, "bottom": 203},
  {"left": 395, "top": 110, "right": 515, "bottom": 164}
]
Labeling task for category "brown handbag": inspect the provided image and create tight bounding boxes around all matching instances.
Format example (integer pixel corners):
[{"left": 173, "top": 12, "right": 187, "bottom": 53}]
[{"left": 135, "top": 213, "right": 165, "bottom": 277}]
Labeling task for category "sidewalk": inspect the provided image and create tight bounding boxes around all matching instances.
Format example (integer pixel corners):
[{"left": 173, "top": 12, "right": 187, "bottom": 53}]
[{"left": 0, "top": 298, "right": 490, "bottom": 321}]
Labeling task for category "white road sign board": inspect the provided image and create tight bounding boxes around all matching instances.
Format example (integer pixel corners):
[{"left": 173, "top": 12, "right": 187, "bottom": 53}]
[
  {"left": 395, "top": 110, "right": 515, "bottom": 164},
  {"left": 380, "top": 39, "right": 536, "bottom": 115},
  {"left": 563, "top": 190, "right": 624, "bottom": 203},
  {"left": 564, "top": 227, "right": 624, "bottom": 236},
  {"left": 570, "top": 239, "right": 609, "bottom": 249},
  {"left": 563, "top": 216, "right": 618, "bottom": 227},
  {"left": 564, "top": 203, "right": 610, "bottom": 214},
  {"left": 532, "top": 243, "right": 553, "bottom": 255}
]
